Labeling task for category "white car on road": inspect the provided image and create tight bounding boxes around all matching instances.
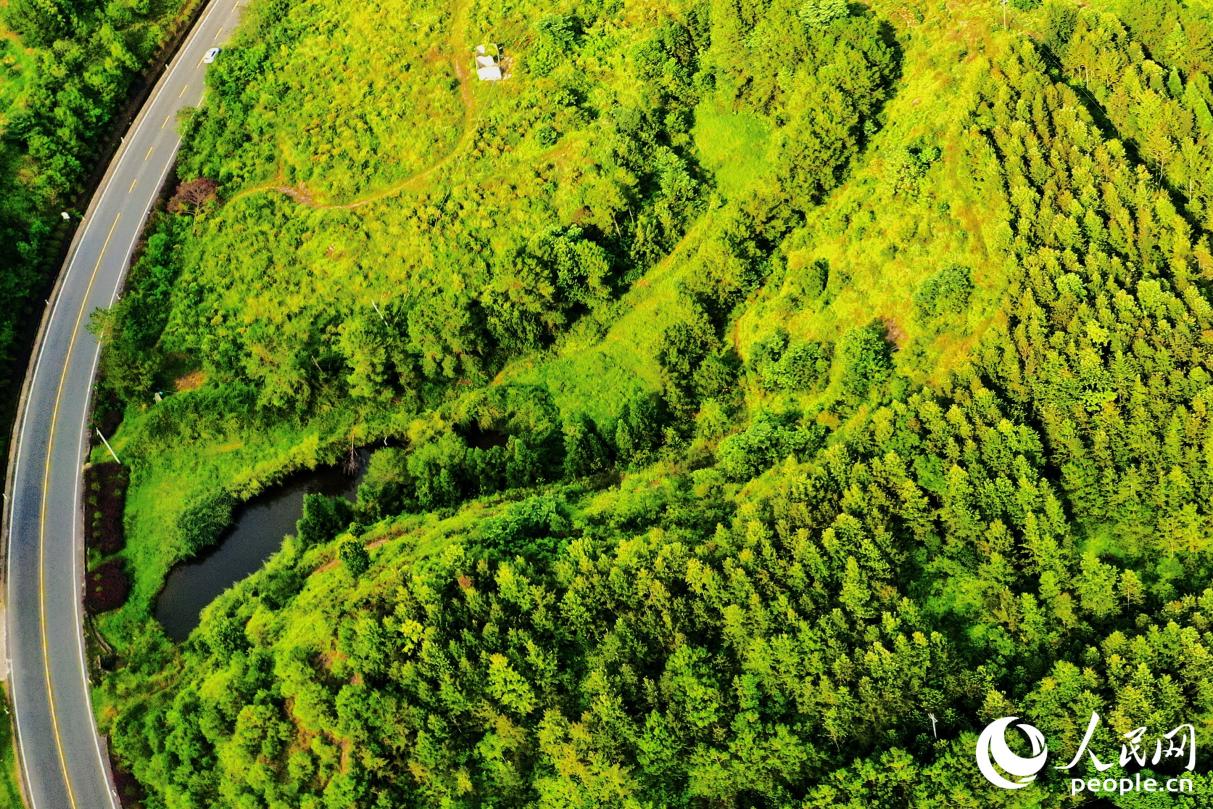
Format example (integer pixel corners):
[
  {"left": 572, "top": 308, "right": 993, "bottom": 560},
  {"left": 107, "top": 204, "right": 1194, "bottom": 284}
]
[{"left": 203, "top": 47, "right": 221, "bottom": 63}]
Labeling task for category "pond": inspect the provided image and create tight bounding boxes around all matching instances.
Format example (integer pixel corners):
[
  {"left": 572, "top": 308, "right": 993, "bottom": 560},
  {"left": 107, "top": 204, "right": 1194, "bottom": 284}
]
[{"left": 154, "top": 463, "right": 363, "bottom": 642}]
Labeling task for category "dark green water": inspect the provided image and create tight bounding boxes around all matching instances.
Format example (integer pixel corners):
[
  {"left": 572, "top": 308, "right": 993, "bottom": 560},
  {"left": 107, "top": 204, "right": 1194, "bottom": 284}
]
[{"left": 154, "top": 464, "right": 360, "bottom": 641}]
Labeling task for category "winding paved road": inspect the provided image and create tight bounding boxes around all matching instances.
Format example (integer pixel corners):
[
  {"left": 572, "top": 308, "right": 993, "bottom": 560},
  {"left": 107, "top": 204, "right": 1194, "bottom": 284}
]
[{"left": 4, "top": 0, "right": 241, "bottom": 805}]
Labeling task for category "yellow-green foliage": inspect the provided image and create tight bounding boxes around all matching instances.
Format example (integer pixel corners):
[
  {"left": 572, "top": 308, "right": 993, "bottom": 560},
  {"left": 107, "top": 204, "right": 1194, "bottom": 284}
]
[
  {"left": 0, "top": 25, "right": 33, "bottom": 122},
  {"left": 96, "top": 0, "right": 896, "bottom": 640},
  {"left": 692, "top": 101, "right": 773, "bottom": 198},
  {"left": 96, "top": 0, "right": 1213, "bottom": 805},
  {"left": 184, "top": 0, "right": 466, "bottom": 201},
  {"left": 735, "top": 8, "right": 1011, "bottom": 392}
]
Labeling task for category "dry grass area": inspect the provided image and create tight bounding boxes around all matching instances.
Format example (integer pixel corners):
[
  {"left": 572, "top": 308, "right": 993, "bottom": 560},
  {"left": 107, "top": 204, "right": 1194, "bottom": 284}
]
[{"left": 174, "top": 369, "right": 206, "bottom": 391}]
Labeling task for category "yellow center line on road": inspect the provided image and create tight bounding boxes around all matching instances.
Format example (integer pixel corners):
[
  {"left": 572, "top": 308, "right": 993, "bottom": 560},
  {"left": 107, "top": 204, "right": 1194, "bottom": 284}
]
[
  {"left": 129, "top": 178, "right": 137, "bottom": 193},
  {"left": 178, "top": 84, "right": 188, "bottom": 98},
  {"left": 38, "top": 213, "right": 122, "bottom": 809},
  {"left": 162, "top": 114, "right": 172, "bottom": 129},
  {"left": 144, "top": 145, "right": 154, "bottom": 161}
]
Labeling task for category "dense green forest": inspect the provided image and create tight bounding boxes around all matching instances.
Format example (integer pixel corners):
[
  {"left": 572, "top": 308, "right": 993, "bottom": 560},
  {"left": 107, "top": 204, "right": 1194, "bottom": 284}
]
[
  {"left": 0, "top": 0, "right": 191, "bottom": 420},
  {"left": 90, "top": 0, "right": 1213, "bottom": 805}
]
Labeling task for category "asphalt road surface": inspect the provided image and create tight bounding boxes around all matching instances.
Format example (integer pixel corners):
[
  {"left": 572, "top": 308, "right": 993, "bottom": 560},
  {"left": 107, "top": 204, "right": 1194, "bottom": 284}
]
[{"left": 4, "top": 0, "right": 242, "bottom": 805}]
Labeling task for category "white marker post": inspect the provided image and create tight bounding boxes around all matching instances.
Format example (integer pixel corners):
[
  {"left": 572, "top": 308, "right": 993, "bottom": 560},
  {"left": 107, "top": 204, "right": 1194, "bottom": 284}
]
[{"left": 96, "top": 428, "right": 121, "bottom": 465}]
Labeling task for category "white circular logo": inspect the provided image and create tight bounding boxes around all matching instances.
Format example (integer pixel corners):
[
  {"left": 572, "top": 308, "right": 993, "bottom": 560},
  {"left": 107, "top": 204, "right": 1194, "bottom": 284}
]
[{"left": 976, "top": 716, "right": 1048, "bottom": 789}]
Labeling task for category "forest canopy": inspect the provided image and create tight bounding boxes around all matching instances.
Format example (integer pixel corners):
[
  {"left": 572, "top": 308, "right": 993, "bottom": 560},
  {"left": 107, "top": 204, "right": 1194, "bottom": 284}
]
[
  {"left": 0, "top": 0, "right": 191, "bottom": 451},
  {"left": 88, "top": 0, "right": 1213, "bottom": 806}
]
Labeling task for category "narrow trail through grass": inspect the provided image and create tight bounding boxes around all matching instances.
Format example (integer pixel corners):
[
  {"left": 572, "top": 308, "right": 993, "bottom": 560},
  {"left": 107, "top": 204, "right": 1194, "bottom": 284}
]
[{"left": 227, "top": 0, "right": 476, "bottom": 212}]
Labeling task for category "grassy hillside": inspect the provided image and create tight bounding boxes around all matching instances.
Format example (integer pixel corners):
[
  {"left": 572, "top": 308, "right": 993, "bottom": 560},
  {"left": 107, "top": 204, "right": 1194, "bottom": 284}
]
[{"left": 93, "top": 0, "right": 1213, "bottom": 806}]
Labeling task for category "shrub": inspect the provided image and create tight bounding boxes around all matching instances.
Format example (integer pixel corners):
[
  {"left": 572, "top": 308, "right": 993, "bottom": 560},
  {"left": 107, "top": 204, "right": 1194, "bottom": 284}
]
[
  {"left": 177, "top": 491, "right": 235, "bottom": 556},
  {"left": 296, "top": 493, "right": 353, "bottom": 547},
  {"left": 912, "top": 265, "right": 973, "bottom": 324},
  {"left": 614, "top": 392, "right": 667, "bottom": 467},
  {"left": 563, "top": 415, "right": 612, "bottom": 478},
  {"left": 355, "top": 447, "right": 414, "bottom": 521},
  {"left": 474, "top": 495, "right": 571, "bottom": 561},
  {"left": 338, "top": 540, "right": 370, "bottom": 578},
  {"left": 837, "top": 322, "right": 894, "bottom": 403},
  {"left": 716, "top": 410, "right": 824, "bottom": 481},
  {"left": 749, "top": 329, "right": 832, "bottom": 392}
]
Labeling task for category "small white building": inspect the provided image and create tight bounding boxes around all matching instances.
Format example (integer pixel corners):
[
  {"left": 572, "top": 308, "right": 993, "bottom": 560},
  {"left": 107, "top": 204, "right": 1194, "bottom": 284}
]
[{"left": 475, "top": 44, "right": 503, "bottom": 81}]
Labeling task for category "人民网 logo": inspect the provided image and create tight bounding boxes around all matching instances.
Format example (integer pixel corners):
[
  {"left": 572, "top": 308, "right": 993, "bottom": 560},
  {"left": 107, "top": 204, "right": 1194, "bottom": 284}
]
[
  {"left": 975, "top": 716, "right": 1048, "bottom": 790},
  {"left": 974, "top": 712, "right": 1197, "bottom": 796}
]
